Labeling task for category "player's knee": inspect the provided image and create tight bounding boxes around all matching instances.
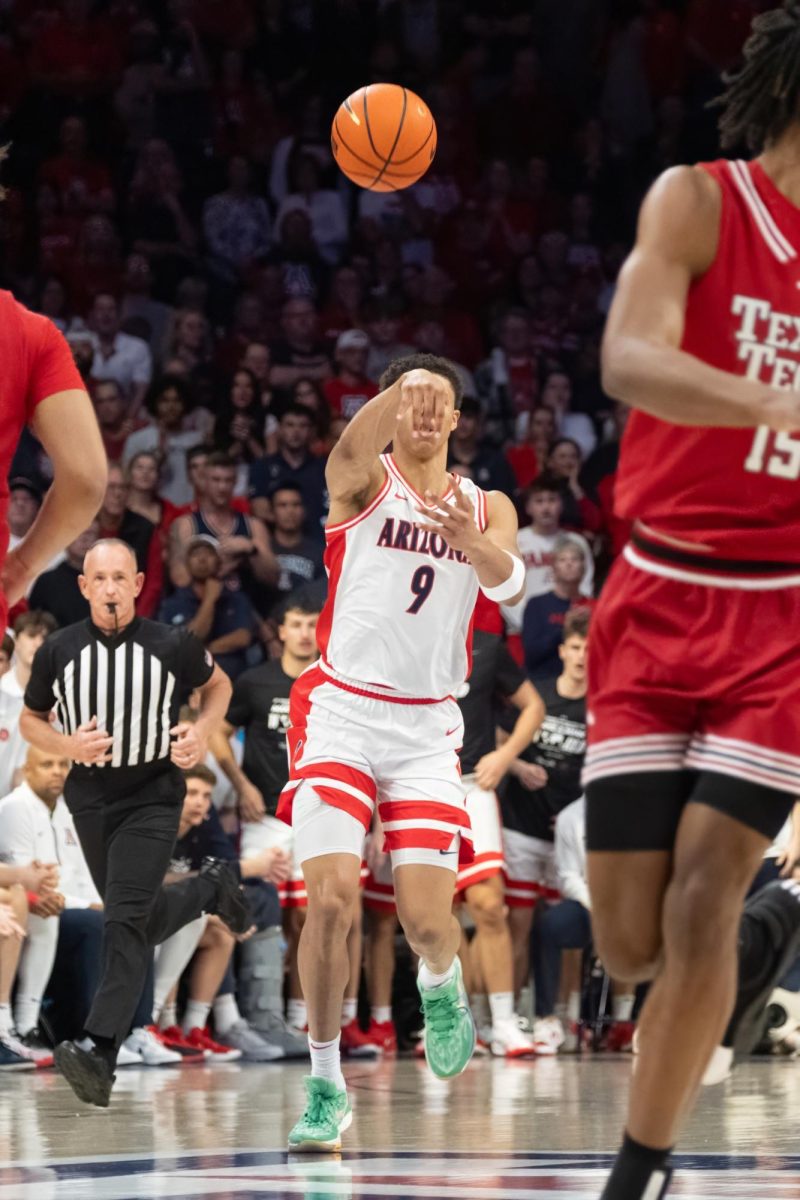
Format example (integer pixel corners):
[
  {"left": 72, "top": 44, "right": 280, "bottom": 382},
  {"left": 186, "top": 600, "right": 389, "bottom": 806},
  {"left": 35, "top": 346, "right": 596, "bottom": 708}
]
[
  {"left": 468, "top": 886, "right": 506, "bottom": 931},
  {"left": 594, "top": 924, "right": 662, "bottom": 984},
  {"left": 664, "top": 871, "right": 741, "bottom": 964},
  {"left": 307, "top": 878, "right": 356, "bottom": 936},
  {"left": 401, "top": 913, "right": 449, "bottom": 957}
]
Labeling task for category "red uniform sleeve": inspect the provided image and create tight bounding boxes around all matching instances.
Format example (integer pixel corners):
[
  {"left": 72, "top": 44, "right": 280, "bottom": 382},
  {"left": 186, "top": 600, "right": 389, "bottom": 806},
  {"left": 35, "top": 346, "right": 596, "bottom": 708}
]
[{"left": 23, "top": 309, "right": 85, "bottom": 424}]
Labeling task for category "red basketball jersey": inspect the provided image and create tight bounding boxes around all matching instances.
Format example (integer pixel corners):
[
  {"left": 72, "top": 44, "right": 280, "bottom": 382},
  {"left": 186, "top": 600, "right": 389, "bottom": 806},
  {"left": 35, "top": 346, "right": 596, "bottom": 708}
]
[{"left": 616, "top": 158, "right": 800, "bottom": 575}]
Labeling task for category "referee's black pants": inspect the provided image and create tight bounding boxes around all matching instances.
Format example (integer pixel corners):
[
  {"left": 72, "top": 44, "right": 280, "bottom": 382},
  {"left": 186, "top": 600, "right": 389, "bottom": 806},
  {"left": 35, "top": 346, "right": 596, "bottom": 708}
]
[{"left": 67, "top": 772, "right": 217, "bottom": 1049}]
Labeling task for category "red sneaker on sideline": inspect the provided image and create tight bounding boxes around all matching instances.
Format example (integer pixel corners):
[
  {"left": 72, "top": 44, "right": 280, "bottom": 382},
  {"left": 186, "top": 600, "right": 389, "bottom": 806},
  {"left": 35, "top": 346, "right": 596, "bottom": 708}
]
[
  {"left": 365, "top": 1018, "right": 397, "bottom": 1053},
  {"left": 340, "top": 1019, "right": 379, "bottom": 1058},
  {"left": 158, "top": 1025, "right": 207, "bottom": 1061},
  {"left": 184, "top": 1026, "right": 242, "bottom": 1062}
]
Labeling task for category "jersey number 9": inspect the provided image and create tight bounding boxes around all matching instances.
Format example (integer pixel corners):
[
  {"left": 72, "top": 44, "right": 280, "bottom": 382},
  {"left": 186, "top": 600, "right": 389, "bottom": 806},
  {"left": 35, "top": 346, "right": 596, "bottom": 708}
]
[{"left": 407, "top": 565, "right": 435, "bottom": 614}]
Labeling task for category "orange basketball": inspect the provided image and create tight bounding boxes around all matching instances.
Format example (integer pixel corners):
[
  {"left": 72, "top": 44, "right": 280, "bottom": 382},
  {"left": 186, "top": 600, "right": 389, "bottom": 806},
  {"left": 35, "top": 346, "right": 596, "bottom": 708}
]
[{"left": 331, "top": 83, "right": 437, "bottom": 192}]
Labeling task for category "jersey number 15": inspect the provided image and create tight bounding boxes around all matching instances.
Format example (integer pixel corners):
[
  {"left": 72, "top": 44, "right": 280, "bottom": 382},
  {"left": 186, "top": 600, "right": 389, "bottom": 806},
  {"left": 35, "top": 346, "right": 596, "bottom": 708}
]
[{"left": 745, "top": 427, "right": 800, "bottom": 480}]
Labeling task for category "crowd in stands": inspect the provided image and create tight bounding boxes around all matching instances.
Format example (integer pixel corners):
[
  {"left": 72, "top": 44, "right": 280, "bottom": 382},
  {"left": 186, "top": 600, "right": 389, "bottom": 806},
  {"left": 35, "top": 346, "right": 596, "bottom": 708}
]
[{"left": 2, "top": 0, "right": 798, "bottom": 1070}]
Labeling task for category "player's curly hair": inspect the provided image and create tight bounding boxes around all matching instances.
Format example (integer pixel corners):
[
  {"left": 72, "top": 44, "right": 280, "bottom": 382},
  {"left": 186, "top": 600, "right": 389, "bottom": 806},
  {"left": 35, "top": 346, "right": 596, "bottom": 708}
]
[
  {"left": 379, "top": 353, "right": 464, "bottom": 409},
  {"left": 713, "top": 1, "right": 800, "bottom": 151}
]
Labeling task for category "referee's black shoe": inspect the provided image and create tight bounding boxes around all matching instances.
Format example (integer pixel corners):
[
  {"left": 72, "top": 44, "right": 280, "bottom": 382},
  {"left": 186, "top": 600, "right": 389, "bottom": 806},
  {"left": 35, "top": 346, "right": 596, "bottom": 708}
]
[
  {"left": 200, "top": 857, "right": 250, "bottom": 935},
  {"left": 54, "top": 1041, "right": 115, "bottom": 1108}
]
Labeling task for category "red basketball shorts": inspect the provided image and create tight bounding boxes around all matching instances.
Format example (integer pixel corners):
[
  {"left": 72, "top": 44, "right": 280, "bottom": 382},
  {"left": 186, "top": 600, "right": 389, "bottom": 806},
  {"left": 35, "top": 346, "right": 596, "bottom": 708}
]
[{"left": 584, "top": 554, "right": 800, "bottom": 848}]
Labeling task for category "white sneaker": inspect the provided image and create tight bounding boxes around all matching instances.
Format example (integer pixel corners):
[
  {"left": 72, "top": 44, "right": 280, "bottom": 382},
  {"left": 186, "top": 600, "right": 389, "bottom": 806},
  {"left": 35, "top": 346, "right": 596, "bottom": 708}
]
[
  {"left": 116, "top": 1041, "right": 143, "bottom": 1067},
  {"left": 532, "top": 1016, "right": 565, "bottom": 1056},
  {"left": 702, "top": 1045, "right": 733, "bottom": 1086},
  {"left": 123, "top": 1027, "right": 181, "bottom": 1066},
  {"left": 490, "top": 1016, "right": 536, "bottom": 1058}
]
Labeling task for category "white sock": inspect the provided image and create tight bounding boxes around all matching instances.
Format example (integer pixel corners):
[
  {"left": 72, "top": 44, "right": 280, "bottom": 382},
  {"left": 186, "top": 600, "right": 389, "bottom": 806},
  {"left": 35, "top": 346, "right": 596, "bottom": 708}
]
[
  {"left": 566, "top": 991, "right": 581, "bottom": 1023},
  {"left": 14, "top": 995, "right": 43, "bottom": 1037},
  {"left": 341, "top": 998, "right": 357, "bottom": 1025},
  {"left": 371, "top": 1005, "right": 392, "bottom": 1025},
  {"left": 489, "top": 992, "right": 515, "bottom": 1026},
  {"left": 613, "top": 993, "right": 635, "bottom": 1021},
  {"left": 0, "top": 1002, "right": 11, "bottom": 1038},
  {"left": 182, "top": 1000, "right": 212, "bottom": 1033},
  {"left": 309, "top": 1033, "right": 346, "bottom": 1092},
  {"left": 287, "top": 998, "right": 307, "bottom": 1029},
  {"left": 15, "top": 914, "right": 58, "bottom": 1035},
  {"left": 554, "top": 999, "right": 567, "bottom": 1021},
  {"left": 418, "top": 959, "right": 456, "bottom": 990},
  {"left": 159, "top": 1002, "right": 177, "bottom": 1030},
  {"left": 213, "top": 993, "right": 240, "bottom": 1035}
]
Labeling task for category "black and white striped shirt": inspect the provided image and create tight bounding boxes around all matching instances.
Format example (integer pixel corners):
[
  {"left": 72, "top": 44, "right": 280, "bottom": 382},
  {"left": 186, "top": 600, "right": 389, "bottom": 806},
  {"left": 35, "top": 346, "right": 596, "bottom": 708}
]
[{"left": 24, "top": 617, "right": 214, "bottom": 802}]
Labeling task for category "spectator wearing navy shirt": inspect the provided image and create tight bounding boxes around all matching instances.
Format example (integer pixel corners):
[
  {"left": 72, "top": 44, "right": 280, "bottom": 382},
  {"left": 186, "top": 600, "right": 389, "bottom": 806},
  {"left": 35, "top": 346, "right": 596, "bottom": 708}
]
[
  {"left": 159, "top": 535, "right": 256, "bottom": 680},
  {"left": 522, "top": 536, "right": 593, "bottom": 680},
  {"left": 249, "top": 405, "right": 328, "bottom": 540}
]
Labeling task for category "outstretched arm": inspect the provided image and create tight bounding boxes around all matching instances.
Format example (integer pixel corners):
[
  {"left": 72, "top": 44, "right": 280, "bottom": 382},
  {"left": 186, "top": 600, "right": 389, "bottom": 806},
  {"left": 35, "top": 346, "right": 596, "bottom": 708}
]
[
  {"left": 325, "top": 368, "right": 454, "bottom": 522},
  {"left": 603, "top": 165, "right": 800, "bottom": 431}
]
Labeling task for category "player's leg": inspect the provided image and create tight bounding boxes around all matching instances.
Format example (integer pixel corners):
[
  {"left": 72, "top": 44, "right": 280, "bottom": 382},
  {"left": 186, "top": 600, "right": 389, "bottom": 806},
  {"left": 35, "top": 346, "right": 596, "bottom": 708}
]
[
  {"left": 341, "top": 892, "right": 379, "bottom": 1055},
  {"left": 363, "top": 862, "right": 399, "bottom": 1050},
  {"left": 0, "top": 887, "right": 28, "bottom": 1062},
  {"left": 465, "top": 875, "right": 532, "bottom": 1056},
  {"left": 285, "top": 908, "right": 307, "bottom": 1030},
  {"left": 393, "top": 858, "right": 475, "bottom": 1078}
]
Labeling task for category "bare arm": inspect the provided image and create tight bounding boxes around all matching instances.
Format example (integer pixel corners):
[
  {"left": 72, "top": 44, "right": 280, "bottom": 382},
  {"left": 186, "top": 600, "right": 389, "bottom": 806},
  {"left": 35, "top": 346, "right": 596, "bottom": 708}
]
[
  {"left": 191, "top": 664, "right": 232, "bottom": 746},
  {"left": 326, "top": 368, "right": 455, "bottom": 523},
  {"left": 269, "top": 360, "right": 332, "bottom": 388},
  {"left": 4, "top": 390, "right": 107, "bottom": 603},
  {"left": 473, "top": 679, "right": 544, "bottom": 791},
  {"left": 248, "top": 516, "right": 280, "bottom": 587},
  {"left": 169, "top": 514, "right": 193, "bottom": 588},
  {"left": 187, "top": 580, "right": 222, "bottom": 641},
  {"left": 602, "top": 166, "right": 800, "bottom": 431},
  {"left": 19, "top": 709, "right": 113, "bottom": 763},
  {"left": 208, "top": 721, "right": 266, "bottom": 820},
  {"left": 207, "top": 628, "right": 252, "bottom": 655}
]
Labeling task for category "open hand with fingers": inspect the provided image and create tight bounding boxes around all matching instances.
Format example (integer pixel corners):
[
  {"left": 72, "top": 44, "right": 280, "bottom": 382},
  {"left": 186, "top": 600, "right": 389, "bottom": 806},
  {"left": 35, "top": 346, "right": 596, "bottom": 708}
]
[
  {"left": 416, "top": 473, "right": 481, "bottom": 555},
  {"left": 397, "top": 368, "right": 453, "bottom": 444},
  {"left": 170, "top": 722, "right": 206, "bottom": 769},
  {"left": 68, "top": 717, "right": 114, "bottom": 765}
]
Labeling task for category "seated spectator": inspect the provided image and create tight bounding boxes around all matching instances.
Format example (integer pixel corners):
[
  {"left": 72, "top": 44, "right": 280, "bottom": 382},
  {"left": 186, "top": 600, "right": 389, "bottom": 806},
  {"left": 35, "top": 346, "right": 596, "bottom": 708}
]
[
  {"left": 216, "top": 293, "right": 270, "bottom": 374},
  {"left": 249, "top": 405, "right": 328, "bottom": 540},
  {"left": 475, "top": 309, "right": 540, "bottom": 437},
  {"left": 29, "top": 523, "right": 99, "bottom": 629},
  {"left": 159, "top": 535, "right": 256, "bottom": 681},
  {"left": 119, "top": 252, "right": 174, "bottom": 355},
  {"left": 125, "top": 450, "right": 183, "bottom": 532},
  {"left": 540, "top": 369, "right": 597, "bottom": 459},
  {"left": 319, "top": 264, "right": 367, "bottom": 343},
  {"left": 87, "top": 293, "right": 152, "bottom": 417},
  {"left": 365, "top": 298, "right": 415, "bottom": 382},
  {"left": 0, "top": 748, "right": 72, "bottom": 1063},
  {"left": 96, "top": 463, "right": 163, "bottom": 619},
  {"left": 446, "top": 398, "right": 518, "bottom": 498},
  {"left": 38, "top": 276, "right": 70, "bottom": 333},
  {"left": 503, "top": 474, "right": 593, "bottom": 648},
  {"left": 213, "top": 368, "right": 265, "bottom": 493},
  {"left": 178, "top": 445, "right": 251, "bottom": 519},
  {"left": 2, "top": 611, "right": 57, "bottom": 702},
  {"left": 546, "top": 438, "right": 603, "bottom": 534},
  {"left": 7, "top": 478, "right": 42, "bottom": 553},
  {"left": 412, "top": 320, "right": 477, "bottom": 400},
  {"left": 203, "top": 155, "right": 271, "bottom": 284},
  {"left": 522, "top": 537, "right": 595, "bottom": 680},
  {"left": 153, "top": 765, "right": 289, "bottom": 1061},
  {"left": 0, "top": 858, "right": 60, "bottom": 1069},
  {"left": 126, "top": 145, "right": 198, "bottom": 299},
  {"left": 267, "top": 209, "right": 329, "bottom": 302},
  {"left": 323, "top": 330, "right": 378, "bottom": 421},
  {"left": 506, "top": 406, "right": 557, "bottom": 490},
  {"left": 170, "top": 452, "right": 278, "bottom": 608},
  {"left": 0, "top": 611, "right": 58, "bottom": 800},
  {"left": 123, "top": 374, "right": 204, "bottom": 506},
  {"left": 67, "top": 216, "right": 124, "bottom": 317},
  {"left": 93, "top": 378, "right": 148, "bottom": 463},
  {"left": 269, "top": 297, "right": 333, "bottom": 396},
  {"left": 292, "top": 378, "right": 331, "bottom": 454},
  {"left": 268, "top": 485, "right": 325, "bottom": 601},
  {"left": 38, "top": 116, "right": 114, "bottom": 218},
  {"left": 276, "top": 151, "right": 348, "bottom": 266},
  {"left": 581, "top": 400, "right": 632, "bottom": 561}
]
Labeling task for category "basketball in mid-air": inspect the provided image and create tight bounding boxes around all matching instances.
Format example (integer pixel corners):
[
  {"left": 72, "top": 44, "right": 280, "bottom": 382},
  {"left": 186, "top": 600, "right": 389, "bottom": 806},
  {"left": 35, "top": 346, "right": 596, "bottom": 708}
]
[{"left": 331, "top": 83, "right": 437, "bottom": 192}]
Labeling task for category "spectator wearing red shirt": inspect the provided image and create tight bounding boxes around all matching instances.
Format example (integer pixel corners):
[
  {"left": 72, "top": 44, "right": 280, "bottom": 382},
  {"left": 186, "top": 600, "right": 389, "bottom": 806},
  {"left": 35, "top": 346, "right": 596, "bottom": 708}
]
[
  {"left": 30, "top": 1, "right": 123, "bottom": 97},
  {"left": 506, "top": 406, "right": 557, "bottom": 490},
  {"left": 546, "top": 438, "right": 602, "bottom": 536},
  {"left": 39, "top": 117, "right": 114, "bottom": 218},
  {"left": 323, "top": 331, "right": 378, "bottom": 421}
]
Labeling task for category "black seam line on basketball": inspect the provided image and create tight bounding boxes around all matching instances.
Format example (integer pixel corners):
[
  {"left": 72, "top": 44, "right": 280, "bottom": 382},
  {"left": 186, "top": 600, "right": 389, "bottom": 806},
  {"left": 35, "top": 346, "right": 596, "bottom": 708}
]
[
  {"left": 387, "top": 118, "right": 436, "bottom": 166},
  {"left": 367, "top": 86, "right": 408, "bottom": 189},
  {"left": 340, "top": 162, "right": 427, "bottom": 180},
  {"left": 334, "top": 117, "right": 391, "bottom": 174},
  {"left": 630, "top": 531, "right": 800, "bottom": 574}
]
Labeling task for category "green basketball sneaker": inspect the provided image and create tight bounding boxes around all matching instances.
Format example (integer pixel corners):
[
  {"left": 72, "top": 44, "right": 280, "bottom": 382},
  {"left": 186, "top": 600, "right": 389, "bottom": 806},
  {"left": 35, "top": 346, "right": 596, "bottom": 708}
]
[
  {"left": 417, "top": 956, "right": 476, "bottom": 1079},
  {"left": 288, "top": 1076, "right": 352, "bottom": 1151}
]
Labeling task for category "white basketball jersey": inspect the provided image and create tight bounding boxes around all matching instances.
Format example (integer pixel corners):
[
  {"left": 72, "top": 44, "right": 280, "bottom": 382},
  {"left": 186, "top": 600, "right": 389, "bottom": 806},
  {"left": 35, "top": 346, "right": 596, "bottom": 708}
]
[{"left": 317, "top": 453, "right": 488, "bottom": 700}]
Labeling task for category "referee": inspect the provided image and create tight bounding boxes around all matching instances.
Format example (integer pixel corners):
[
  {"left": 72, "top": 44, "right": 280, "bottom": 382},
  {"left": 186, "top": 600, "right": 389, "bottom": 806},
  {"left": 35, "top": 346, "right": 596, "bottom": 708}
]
[{"left": 20, "top": 538, "right": 246, "bottom": 1107}]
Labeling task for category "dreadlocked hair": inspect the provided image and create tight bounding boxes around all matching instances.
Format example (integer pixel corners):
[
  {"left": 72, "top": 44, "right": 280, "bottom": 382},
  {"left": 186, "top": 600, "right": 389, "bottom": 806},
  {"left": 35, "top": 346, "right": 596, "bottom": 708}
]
[{"left": 713, "top": 2, "right": 800, "bottom": 153}]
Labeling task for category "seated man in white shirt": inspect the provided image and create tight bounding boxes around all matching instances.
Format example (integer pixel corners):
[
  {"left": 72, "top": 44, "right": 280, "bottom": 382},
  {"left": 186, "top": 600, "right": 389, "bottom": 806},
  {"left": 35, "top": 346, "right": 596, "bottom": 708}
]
[
  {"left": 0, "top": 747, "right": 175, "bottom": 1066},
  {"left": 87, "top": 292, "right": 153, "bottom": 416}
]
